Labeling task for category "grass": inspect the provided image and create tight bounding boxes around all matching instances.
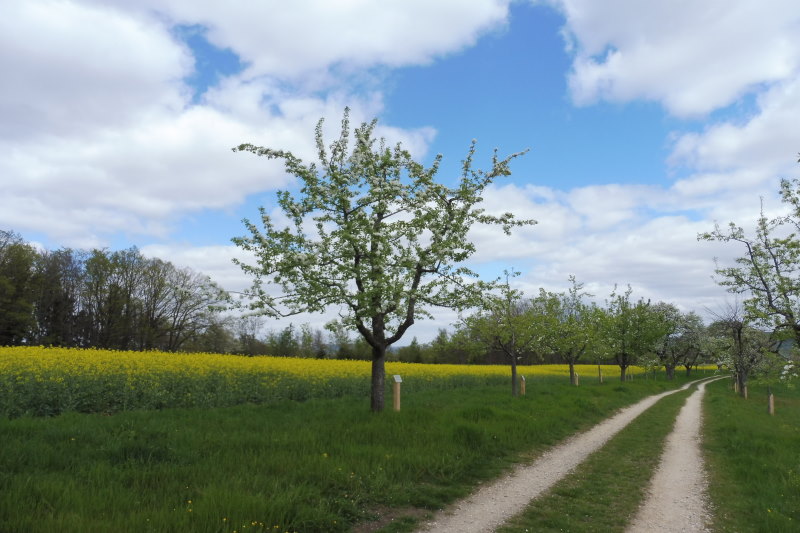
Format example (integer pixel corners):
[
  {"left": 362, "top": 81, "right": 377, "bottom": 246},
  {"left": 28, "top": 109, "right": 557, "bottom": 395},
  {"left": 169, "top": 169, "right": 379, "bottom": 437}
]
[
  {"left": 497, "top": 383, "right": 695, "bottom": 532},
  {"left": 703, "top": 378, "right": 800, "bottom": 533},
  {"left": 0, "top": 374, "right": 701, "bottom": 533}
]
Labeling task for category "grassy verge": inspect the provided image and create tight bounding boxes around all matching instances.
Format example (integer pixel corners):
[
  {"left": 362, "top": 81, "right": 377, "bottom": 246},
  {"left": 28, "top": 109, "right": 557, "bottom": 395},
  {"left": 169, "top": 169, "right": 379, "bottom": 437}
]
[
  {"left": 0, "top": 375, "right": 699, "bottom": 533},
  {"left": 703, "top": 379, "right": 800, "bottom": 532},
  {"left": 497, "top": 384, "right": 695, "bottom": 533}
]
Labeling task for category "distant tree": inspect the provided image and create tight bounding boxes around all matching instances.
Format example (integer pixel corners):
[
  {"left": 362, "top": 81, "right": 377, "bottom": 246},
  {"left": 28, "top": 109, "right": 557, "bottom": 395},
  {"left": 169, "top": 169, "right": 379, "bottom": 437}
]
[
  {"left": 396, "top": 337, "right": 423, "bottom": 363},
  {"left": 0, "top": 230, "right": 38, "bottom": 344},
  {"left": 461, "top": 272, "right": 542, "bottom": 396},
  {"left": 297, "top": 323, "right": 316, "bottom": 358},
  {"left": 325, "top": 320, "right": 353, "bottom": 359},
  {"left": 184, "top": 315, "right": 238, "bottom": 354},
  {"left": 161, "top": 266, "right": 227, "bottom": 352},
  {"left": 652, "top": 303, "right": 703, "bottom": 380},
  {"left": 536, "top": 277, "right": 598, "bottom": 385},
  {"left": 309, "top": 327, "right": 328, "bottom": 358},
  {"left": 709, "top": 303, "right": 772, "bottom": 397},
  {"left": 599, "top": 286, "right": 664, "bottom": 381},
  {"left": 81, "top": 249, "right": 131, "bottom": 349},
  {"left": 136, "top": 257, "right": 174, "bottom": 350},
  {"left": 233, "top": 110, "right": 533, "bottom": 411},
  {"left": 425, "top": 328, "right": 462, "bottom": 364},
  {"left": 271, "top": 324, "right": 300, "bottom": 357},
  {"left": 32, "top": 248, "right": 85, "bottom": 346},
  {"left": 683, "top": 323, "right": 719, "bottom": 377},
  {"left": 235, "top": 315, "right": 266, "bottom": 356}
]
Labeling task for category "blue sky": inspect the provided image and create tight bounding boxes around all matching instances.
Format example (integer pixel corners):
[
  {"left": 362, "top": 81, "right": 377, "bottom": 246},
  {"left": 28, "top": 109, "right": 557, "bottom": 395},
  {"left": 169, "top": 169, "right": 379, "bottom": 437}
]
[{"left": 2, "top": 1, "right": 800, "bottom": 341}]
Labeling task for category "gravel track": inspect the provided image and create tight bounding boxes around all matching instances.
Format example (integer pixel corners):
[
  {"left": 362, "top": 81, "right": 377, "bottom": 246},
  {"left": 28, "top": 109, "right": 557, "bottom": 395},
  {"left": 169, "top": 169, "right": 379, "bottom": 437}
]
[
  {"left": 626, "top": 378, "right": 723, "bottom": 532},
  {"left": 417, "top": 379, "right": 707, "bottom": 533}
]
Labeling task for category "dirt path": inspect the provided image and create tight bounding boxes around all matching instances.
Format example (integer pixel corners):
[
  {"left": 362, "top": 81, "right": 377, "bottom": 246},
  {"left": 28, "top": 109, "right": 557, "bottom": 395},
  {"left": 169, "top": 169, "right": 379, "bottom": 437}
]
[
  {"left": 625, "top": 378, "right": 722, "bottom": 532},
  {"left": 416, "top": 380, "right": 707, "bottom": 533}
]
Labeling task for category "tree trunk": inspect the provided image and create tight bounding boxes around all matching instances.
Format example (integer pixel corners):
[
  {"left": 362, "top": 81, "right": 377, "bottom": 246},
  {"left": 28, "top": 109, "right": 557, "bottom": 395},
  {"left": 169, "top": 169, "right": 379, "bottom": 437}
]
[
  {"left": 569, "top": 362, "right": 577, "bottom": 386},
  {"left": 665, "top": 365, "right": 675, "bottom": 380},
  {"left": 685, "top": 365, "right": 692, "bottom": 377},
  {"left": 620, "top": 365, "right": 627, "bottom": 382},
  {"left": 510, "top": 354, "right": 518, "bottom": 397},
  {"left": 737, "top": 372, "right": 748, "bottom": 399},
  {"left": 371, "top": 344, "right": 386, "bottom": 412}
]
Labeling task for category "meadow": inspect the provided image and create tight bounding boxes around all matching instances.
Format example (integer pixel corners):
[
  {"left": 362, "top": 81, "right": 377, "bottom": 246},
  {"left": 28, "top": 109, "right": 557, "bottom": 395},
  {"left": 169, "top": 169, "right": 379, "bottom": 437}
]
[{"left": 703, "top": 379, "right": 800, "bottom": 532}]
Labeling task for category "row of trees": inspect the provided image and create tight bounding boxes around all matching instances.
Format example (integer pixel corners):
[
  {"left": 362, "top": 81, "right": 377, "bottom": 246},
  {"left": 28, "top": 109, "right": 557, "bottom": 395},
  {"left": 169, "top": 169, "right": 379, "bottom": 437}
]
[
  {"left": 0, "top": 231, "right": 227, "bottom": 351},
  {"left": 452, "top": 276, "right": 719, "bottom": 394}
]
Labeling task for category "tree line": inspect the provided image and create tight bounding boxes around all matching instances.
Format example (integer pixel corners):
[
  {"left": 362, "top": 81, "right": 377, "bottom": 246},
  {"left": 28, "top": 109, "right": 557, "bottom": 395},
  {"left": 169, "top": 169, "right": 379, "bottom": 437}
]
[{"left": 0, "top": 230, "right": 227, "bottom": 351}]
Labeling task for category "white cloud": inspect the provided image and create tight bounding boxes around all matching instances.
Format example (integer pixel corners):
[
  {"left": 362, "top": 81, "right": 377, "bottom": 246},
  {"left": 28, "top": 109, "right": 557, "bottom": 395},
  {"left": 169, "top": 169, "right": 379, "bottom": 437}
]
[
  {"left": 671, "top": 77, "right": 800, "bottom": 187},
  {"left": 550, "top": 0, "right": 800, "bottom": 117},
  {"left": 0, "top": 1, "right": 191, "bottom": 140},
  {"left": 106, "top": 0, "right": 511, "bottom": 80}
]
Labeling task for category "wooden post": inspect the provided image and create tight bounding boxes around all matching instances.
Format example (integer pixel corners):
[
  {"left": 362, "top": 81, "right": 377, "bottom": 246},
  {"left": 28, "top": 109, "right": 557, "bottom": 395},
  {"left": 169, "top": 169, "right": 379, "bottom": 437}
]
[
  {"left": 575, "top": 373, "right": 579, "bottom": 386},
  {"left": 743, "top": 384, "right": 748, "bottom": 400},
  {"left": 768, "top": 386, "right": 775, "bottom": 415},
  {"left": 392, "top": 375, "right": 402, "bottom": 411},
  {"left": 519, "top": 375, "right": 526, "bottom": 396},
  {"left": 598, "top": 366, "right": 603, "bottom": 383}
]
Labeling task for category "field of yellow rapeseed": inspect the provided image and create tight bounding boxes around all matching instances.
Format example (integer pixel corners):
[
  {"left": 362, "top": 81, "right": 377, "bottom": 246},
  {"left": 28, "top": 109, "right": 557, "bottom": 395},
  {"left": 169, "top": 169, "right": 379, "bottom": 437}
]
[{"left": 0, "top": 346, "right": 633, "bottom": 417}]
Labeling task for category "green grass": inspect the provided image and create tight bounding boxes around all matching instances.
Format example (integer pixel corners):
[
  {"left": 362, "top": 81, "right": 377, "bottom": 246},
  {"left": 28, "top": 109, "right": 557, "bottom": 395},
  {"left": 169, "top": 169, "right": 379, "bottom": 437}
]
[
  {"left": 497, "top": 384, "right": 695, "bottom": 533},
  {"left": 0, "top": 375, "right": 700, "bottom": 533},
  {"left": 703, "top": 379, "right": 800, "bottom": 533}
]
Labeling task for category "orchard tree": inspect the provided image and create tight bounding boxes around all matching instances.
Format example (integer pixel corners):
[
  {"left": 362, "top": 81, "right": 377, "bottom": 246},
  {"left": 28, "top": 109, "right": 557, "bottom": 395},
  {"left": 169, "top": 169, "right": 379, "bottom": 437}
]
[
  {"left": 652, "top": 303, "right": 703, "bottom": 380},
  {"left": 599, "top": 286, "right": 664, "bottom": 381},
  {"left": 536, "top": 277, "right": 598, "bottom": 385},
  {"left": 460, "top": 272, "right": 541, "bottom": 396},
  {"left": 232, "top": 110, "right": 534, "bottom": 411},
  {"left": 699, "top": 159, "right": 800, "bottom": 344},
  {"left": 709, "top": 303, "right": 772, "bottom": 398},
  {"left": 683, "top": 324, "right": 718, "bottom": 377}
]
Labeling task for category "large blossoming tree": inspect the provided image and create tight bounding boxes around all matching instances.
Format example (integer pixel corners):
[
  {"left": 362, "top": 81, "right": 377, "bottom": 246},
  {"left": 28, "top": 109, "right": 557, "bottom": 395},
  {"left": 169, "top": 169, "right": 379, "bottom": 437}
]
[{"left": 232, "top": 110, "right": 534, "bottom": 411}]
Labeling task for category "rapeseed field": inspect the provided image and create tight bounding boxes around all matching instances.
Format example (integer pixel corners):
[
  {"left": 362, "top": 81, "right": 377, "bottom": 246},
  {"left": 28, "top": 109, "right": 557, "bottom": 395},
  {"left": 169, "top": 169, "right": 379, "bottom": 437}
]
[{"left": 0, "top": 346, "right": 630, "bottom": 417}]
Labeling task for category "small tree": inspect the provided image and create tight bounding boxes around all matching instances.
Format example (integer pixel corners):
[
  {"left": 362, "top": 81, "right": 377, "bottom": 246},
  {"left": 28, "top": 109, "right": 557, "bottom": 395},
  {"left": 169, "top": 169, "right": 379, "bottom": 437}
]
[
  {"left": 599, "top": 286, "right": 664, "bottom": 381},
  {"left": 652, "top": 303, "right": 703, "bottom": 380},
  {"left": 233, "top": 110, "right": 534, "bottom": 411},
  {"left": 709, "top": 302, "right": 772, "bottom": 397},
  {"left": 536, "top": 277, "right": 597, "bottom": 385},
  {"left": 460, "top": 272, "right": 541, "bottom": 396}
]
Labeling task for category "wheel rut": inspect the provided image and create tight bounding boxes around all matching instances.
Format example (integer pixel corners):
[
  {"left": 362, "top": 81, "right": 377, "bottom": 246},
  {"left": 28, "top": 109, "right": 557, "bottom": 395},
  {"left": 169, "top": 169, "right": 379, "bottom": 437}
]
[{"left": 625, "top": 378, "right": 723, "bottom": 532}]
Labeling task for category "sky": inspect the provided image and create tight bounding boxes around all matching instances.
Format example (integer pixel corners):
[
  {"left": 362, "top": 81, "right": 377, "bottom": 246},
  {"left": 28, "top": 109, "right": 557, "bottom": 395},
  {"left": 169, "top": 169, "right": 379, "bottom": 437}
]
[{"left": 2, "top": 0, "right": 800, "bottom": 343}]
